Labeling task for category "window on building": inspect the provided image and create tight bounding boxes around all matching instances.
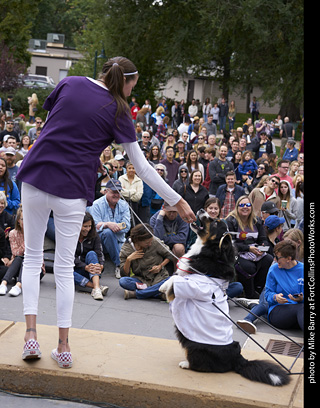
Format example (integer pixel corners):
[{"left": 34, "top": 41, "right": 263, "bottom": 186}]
[{"left": 35, "top": 66, "right": 47, "bottom": 76}]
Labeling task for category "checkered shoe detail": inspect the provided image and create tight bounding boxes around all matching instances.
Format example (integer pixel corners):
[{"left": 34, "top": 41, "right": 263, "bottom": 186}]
[
  {"left": 51, "top": 348, "right": 73, "bottom": 369},
  {"left": 22, "top": 339, "right": 42, "bottom": 360}
]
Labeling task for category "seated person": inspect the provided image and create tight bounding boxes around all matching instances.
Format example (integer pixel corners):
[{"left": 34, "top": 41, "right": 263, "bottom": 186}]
[
  {"left": 119, "top": 224, "right": 176, "bottom": 300},
  {"left": 236, "top": 214, "right": 285, "bottom": 334},
  {"left": 226, "top": 195, "right": 273, "bottom": 299},
  {"left": 73, "top": 212, "right": 108, "bottom": 301},
  {"left": 265, "top": 240, "right": 304, "bottom": 331},
  {"left": 149, "top": 201, "right": 189, "bottom": 260},
  {"left": 88, "top": 179, "right": 131, "bottom": 279}
]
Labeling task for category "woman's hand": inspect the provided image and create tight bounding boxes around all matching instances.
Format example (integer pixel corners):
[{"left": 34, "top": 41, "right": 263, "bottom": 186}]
[
  {"left": 128, "top": 250, "right": 145, "bottom": 262},
  {"left": 149, "top": 265, "right": 162, "bottom": 274},
  {"left": 288, "top": 293, "right": 304, "bottom": 302},
  {"left": 86, "top": 263, "right": 102, "bottom": 274},
  {"left": 274, "top": 293, "right": 288, "bottom": 304},
  {"left": 175, "top": 198, "right": 196, "bottom": 223},
  {"left": 98, "top": 160, "right": 108, "bottom": 175},
  {"left": 249, "top": 246, "right": 263, "bottom": 256}
]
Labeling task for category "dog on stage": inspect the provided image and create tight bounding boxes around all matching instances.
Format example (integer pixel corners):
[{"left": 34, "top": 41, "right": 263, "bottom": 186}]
[{"left": 159, "top": 209, "right": 290, "bottom": 386}]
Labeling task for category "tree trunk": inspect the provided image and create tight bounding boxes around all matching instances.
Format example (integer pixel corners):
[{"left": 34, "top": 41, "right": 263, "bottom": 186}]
[{"left": 278, "top": 103, "right": 301, "bottom": 122}]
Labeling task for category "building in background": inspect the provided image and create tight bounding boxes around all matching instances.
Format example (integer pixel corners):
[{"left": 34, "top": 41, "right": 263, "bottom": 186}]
[{"left": 27, "top": 33, "right": 83, "bottom": 85}]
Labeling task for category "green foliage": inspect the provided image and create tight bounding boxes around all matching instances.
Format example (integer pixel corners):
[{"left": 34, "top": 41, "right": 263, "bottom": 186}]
[
  {"left": 30, "top": 0, "right": 90, "bottom": 48},
  {"left": 0, "top": 0, "right": 40, "bottom": 65},
  {"left": 9, "top": 87, "right": 52, "bottom": 120}
]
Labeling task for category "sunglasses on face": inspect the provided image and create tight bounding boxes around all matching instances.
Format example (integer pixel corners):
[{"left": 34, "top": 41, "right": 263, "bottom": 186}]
[
  {"left": 274, "top": 255, "right": 285, "bottom": 262},
  {"left": 238, "top": 203, "right": 252, "bottom": 208},
  {"left": 270, "top": 179, "right": 279, "bottom": 185}
]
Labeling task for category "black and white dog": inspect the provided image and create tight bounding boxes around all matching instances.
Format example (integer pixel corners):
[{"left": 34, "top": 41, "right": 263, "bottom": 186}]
[{"left": 159, "top": 210, "right": 290, "bottom": 386}]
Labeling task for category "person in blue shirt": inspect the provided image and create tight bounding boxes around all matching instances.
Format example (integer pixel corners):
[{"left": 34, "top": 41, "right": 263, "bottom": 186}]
[
  {"left": 237, "top": 150, "right": 258, "bottom": 178},
  {"left": 0, "top": 157, "right": 20, "bottom": 215},
  {"left": 265, "top": 239, "right": 304, "bottom": 331},
  {"left": 282, "top": 139, "right": 299, "bottom": 162},
  {"left": 88, "top": 179, "right": 131, "bottom": 279}
]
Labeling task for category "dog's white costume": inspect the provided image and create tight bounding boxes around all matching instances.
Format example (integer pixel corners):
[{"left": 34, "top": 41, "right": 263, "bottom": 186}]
[{"left": 168, "top": 273, "right": 233, "bottom": 345}]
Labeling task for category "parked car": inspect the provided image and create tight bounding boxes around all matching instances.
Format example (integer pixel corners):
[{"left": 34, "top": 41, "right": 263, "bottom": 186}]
[
  {"left": 22, "top": 79, "right": 55, "bottom": 89},
  {"left": 23, "top": 74, "right": 56, "bottom": 86}
]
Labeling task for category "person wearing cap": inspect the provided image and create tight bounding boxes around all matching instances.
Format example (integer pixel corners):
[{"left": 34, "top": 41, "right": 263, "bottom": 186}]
[
  {"left": 113, "top": 154, "right": 126, "bottom": 178},
  {"left": 173, "top": 139, "right": 187, "bottom": 165},
  {"left": 4, "top": 146, "right": 21, "bottom": 192},
  {"left": 150, "top": 202, "right": 189, "bottom": 260},
  {"left": 282, "top": 139, "right": 298, "bottom": 162},
  {"left": 89, "top": 179, "right": 131, "bottom": 279},
  {"left": 260, "top": 201, "right": 279, "bottom": 222}
]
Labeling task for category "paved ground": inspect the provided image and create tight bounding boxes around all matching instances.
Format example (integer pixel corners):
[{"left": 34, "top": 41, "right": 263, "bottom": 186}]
[{"left": 0, "top": 257, "right": 303, "bottom": 407}]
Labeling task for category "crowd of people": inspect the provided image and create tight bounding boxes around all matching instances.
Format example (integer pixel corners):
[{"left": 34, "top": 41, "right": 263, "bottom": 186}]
[{"left": 0, "top": 93, "right": 304, "bottom": 336}]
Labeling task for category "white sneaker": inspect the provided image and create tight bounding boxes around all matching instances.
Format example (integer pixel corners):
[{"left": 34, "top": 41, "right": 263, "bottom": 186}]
[
  {"left": 100, "top": 285, "right": 109, "bottom": 296},
  {"left": 236, "top": 320, "right": 257, "bottom": 334},
  {"left": 91, "top": 288, "right": 103, "bottom": 300},
  {"left": 114, "top": 266, "right": 121, "bottom": 279},
  {"left": 0, "top": 284, "right": 7, "bottom": 295},
  {"left": 8, "top": 285, "right": 22, "bottom": 297}
]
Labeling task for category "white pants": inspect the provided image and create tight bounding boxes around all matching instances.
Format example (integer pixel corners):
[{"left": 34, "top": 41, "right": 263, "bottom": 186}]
[{"left": 21, "top": 182, "right": 86, "bottom": 328}]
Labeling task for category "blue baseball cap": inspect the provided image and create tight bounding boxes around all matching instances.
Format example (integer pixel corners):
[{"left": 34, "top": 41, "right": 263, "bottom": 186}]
[
  {"left": 264, "top": 215, "right": 285, "bottom": 230},
  {"left": 106, "top": 179, "right": 122, "bottom": 191}
]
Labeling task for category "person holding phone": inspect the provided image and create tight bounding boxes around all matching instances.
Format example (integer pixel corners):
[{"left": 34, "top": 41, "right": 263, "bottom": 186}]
[
  {"left": 17, "top": 56, "right": 195, "bottom": 369},
  {"left": 265, "top": 240, "right": 304, "bottom": 331}
]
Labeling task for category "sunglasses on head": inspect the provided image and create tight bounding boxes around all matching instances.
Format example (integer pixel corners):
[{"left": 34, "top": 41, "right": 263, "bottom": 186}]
[{"left": 238, "top": 203, "right": 252, "bottom": 208}]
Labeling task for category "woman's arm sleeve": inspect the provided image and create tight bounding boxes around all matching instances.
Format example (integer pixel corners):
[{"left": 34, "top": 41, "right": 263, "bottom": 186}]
[{"left": 122, "top": 141, "right": 181, "bottom": 206}]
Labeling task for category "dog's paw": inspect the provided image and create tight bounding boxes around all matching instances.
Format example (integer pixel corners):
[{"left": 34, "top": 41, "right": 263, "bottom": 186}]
[
  {"left": 179, "top": 360, "right": 190, "bottom": 369},
  {"left": 159, "top": 277, "right": 175, "bottom": 301}
]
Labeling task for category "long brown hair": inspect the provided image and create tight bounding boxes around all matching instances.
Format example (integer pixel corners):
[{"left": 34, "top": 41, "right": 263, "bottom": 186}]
[{"left": 99, "top": 56, "right": 138, "bottom": 123}]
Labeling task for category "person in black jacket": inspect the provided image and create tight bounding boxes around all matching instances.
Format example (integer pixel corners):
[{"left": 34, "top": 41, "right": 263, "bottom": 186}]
[
  {"left": 208, "top": 145, "right": 234, "bottom": 195},
  {"left": 226, "top": 195, "right": 273, "bottom": 299},
  {"left": 183, "top": 170, "right": 209, "bottom": 215},
  {"left": 73, "top": 212, "right": 108, "bottom": 301}
]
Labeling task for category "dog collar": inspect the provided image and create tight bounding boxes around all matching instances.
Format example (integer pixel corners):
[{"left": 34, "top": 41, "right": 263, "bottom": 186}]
[{"left": 176, "top": 256, "right": 194, "bottom": 274}]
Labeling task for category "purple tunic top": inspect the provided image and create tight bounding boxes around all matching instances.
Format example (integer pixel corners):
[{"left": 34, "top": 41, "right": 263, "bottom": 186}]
[{"left": 17, "top": 76, "right": 136, "bottom": 205}]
